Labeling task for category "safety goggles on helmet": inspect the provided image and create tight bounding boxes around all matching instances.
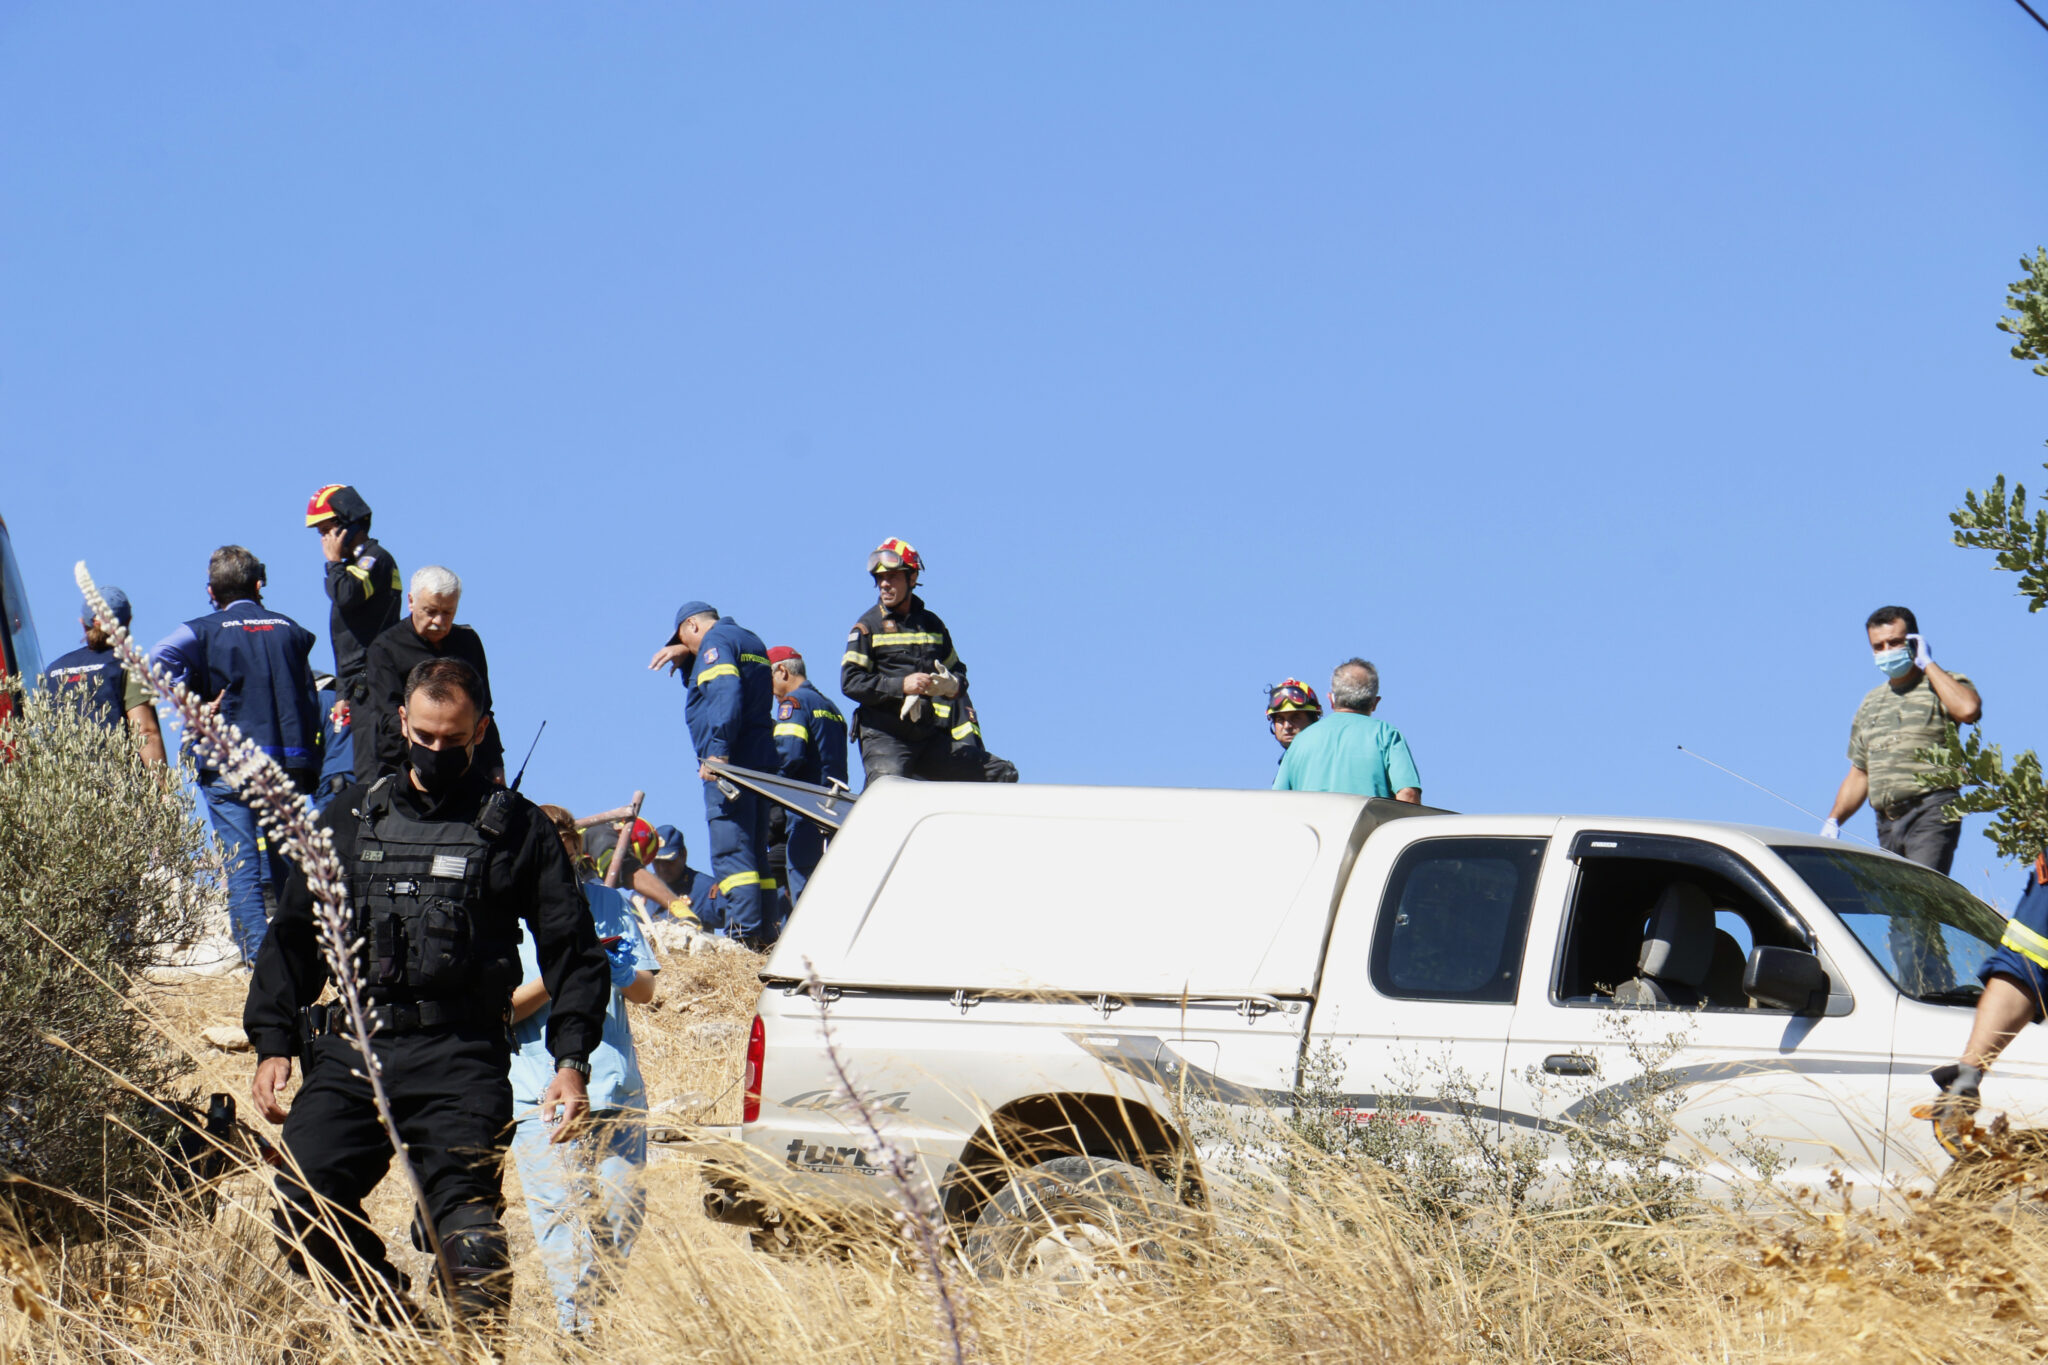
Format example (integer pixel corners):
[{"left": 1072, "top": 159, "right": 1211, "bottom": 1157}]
[
  {"left": 1266, "top": 680, "right": 1321, "bottom": 717},
  {"left": 867, "top": 537, "right": 923, "bottom": 576}
]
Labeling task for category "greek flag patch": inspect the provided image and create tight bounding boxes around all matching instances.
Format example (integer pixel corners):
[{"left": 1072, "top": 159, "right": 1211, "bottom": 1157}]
[{"left": 431, "top": 854, "right": 469, "bottom": 879}]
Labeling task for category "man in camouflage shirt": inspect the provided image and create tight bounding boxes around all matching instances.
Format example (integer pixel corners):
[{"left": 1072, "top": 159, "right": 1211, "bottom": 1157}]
[{"left": 1821, "top": 604, "right": 1982, "bottom": 874}]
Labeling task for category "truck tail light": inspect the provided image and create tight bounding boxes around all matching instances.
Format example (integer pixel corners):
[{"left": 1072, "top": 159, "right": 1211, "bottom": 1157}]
[{"left": 742, "top": 1014, "right": 765, "bottom": 1124}]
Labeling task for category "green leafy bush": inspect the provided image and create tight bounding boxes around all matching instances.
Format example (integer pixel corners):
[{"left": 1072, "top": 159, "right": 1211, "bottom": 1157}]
[
  {"left": 0, "top": 685, "right": 215, "bottom": 1235},
  {"left": 1926, "top": 249, "right": 2048, "bottom": 862}
]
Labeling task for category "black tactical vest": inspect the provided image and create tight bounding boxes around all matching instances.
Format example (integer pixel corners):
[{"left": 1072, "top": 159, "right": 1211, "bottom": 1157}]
[{"left": 350, "top": 778, "right": 516, "bottom": 1000}]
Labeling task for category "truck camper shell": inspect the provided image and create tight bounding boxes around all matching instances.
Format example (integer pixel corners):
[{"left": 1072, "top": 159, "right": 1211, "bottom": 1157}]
[{"left": 763, "top": 777, "right": 1445, "bottom": 1000}]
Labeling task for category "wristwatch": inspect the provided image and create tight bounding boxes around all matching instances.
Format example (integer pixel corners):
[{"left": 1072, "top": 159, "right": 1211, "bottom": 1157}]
[{"left": 555, "top": 1055, "right": 592, "bottom": 1080}]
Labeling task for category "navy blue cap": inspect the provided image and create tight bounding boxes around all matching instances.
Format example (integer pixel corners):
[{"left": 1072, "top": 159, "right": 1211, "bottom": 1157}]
[
  {"left": 667, "top": 600, "right": 717, "bottom": 644},
  {"left": 654, "top": 823, "right": 684, "bottom": 861},
  {"left": 84, "top": 587, "right": 132, "bottom": 628}
]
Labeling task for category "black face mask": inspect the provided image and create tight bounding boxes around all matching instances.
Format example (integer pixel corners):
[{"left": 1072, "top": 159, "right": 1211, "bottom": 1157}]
[{"left": 409, "top": 737, "right": 474, "bottom": 794}]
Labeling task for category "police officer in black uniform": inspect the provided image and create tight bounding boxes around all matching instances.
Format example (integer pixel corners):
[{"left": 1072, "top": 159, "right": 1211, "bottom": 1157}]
[
  {"left": 842, "top": 537, "right": 1018, "bottom": 786},
  {"left": 244, "top": 658, "right": 607, "bottom": 1339}
]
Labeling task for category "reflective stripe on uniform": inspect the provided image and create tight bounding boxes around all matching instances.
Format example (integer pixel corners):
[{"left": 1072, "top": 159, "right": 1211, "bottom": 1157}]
[
  {"left": 697, "top": 664, "right": 740, "bottom": 682},
  {"left": 718, "top": 870, "right": 762, "bottom": 893},
  {"left": 932, "top": 701, "right": 952, "bottom": 719},
  {"left": 951, "top": 720, "right": 980, "bottom": 740},
  {"left": 2004, "top": 917, "right": 2048, "bottom": 969},
  {"left": 774, "top": 722, "right": 809, "bottom": 740},
  {"left": 872, "top": 633, "right": 946, "bottom": 647},
  {"left": 813, "top": 708, "right": 845, "bottom": 725},
  {"left": 344, "top": 564, "right": 371, "bottom": 586},
  {"left": 741, "top": 654, "right": 768, "bottom": 666},
  {"left": 842, "top": 651, "right": 871, "bottom": 668}
]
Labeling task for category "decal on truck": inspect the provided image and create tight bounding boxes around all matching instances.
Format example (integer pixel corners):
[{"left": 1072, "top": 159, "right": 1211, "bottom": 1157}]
[
  {"left": 781, "top": 1088, "right": 911, "bottom": 1114},
  {"left": 785, "top": 1139, "right": 890, "bottom": 1176},
  {"left": 1066, "top": 1031, "right": 1899, "bottom": 1133}
]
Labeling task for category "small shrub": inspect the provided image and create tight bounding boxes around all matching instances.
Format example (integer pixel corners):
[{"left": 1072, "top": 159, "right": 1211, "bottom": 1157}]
[{"left": 0, "top": 684, "right": 214, "bottom": 1235}]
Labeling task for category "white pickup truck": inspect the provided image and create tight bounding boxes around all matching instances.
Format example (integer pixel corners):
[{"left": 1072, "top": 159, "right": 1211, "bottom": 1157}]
[{"left": 702, "top": 778, "right": 2033, "bottom": 1263}]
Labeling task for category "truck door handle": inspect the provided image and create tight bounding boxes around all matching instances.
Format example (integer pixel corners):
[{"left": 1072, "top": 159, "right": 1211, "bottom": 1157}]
[{"left": 1542, "top": 1053, "right": 1595, "bottom": 1076}]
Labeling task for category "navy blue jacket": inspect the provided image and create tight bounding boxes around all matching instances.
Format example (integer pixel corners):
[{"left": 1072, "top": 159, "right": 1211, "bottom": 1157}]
[
  {"left": 42, "top": 644, "right": 132, "bottom": 730},
  {"left": 151, "top": 598, "right": 320, "bottom": 773},
  {"left": 773, "top": 680, "right": 850, "bottom": 786},
  {"left": 685, "top": 618, "right": 778, "bottom": 769}
]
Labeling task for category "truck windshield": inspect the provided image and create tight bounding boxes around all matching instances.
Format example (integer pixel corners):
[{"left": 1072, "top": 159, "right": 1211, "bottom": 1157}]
[{"left": 1774, "top": 846, "right": 2006, "bottom": 1005}]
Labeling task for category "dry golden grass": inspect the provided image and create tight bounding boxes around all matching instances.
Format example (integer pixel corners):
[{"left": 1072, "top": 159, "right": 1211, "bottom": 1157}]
[{"left": 6, "top": 954, "right": 2048, "bottom": 1364}]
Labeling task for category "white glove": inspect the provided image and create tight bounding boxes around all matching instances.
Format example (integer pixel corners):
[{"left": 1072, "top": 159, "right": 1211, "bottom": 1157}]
[
  {"left": 930, "top": 664, "right": 961, "bottom": 699},
  {"left": 1820, "top": 817, "right": 1841, "bottom": 840},
  {"left": 1909, "top": 633, "right": 1934, "bottom": 670}
]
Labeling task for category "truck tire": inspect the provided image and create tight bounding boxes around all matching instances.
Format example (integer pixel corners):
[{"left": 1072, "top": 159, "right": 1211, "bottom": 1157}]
[{"left": 960, "top": 1155, "right": 1188, "bottom": 1285}]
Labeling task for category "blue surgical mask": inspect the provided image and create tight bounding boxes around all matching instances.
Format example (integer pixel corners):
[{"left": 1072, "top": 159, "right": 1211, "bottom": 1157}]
[{"left": 1874, "top": 646, "right": 1916, "bottom": 679}]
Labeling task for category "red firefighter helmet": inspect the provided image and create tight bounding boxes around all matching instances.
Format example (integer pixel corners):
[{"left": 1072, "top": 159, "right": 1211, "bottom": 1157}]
[
  {"left": 306, "top": 484, "right": 373, "bottom": 529},
  {"left": 1266, "top": 679, "right": 1321, "bottom": 718},
  {"left": 590, "top": 817, "right": 660, "bottom": 878},
  {"left": 866, "top": 537, "right": 923, "bottom": 577}
]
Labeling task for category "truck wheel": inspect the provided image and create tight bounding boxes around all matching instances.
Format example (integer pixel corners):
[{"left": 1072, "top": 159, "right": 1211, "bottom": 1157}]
[{"left": 961, "top": 1155, "right": 1187, "bottom": 1286}]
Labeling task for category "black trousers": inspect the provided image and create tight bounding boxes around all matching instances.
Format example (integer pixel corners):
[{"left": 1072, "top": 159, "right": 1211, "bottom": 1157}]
[
  {"left": 1876, "top": 787, "right": 1962, "bottom": 877},
  {"left": 856, "top": 726, "right": 1005, "bottom": 785},
  {"left": 275, "top": 1023, "right": 512, "bottom": 1309}
]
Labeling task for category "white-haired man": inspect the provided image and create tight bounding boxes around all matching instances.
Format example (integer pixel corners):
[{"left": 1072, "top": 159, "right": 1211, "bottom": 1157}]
[
  {"left": 360, "top": 565, "right": 505, "bottom": 782},
  {"left": 1273, "top": 658, "right": 1423, "bottom": 803}
]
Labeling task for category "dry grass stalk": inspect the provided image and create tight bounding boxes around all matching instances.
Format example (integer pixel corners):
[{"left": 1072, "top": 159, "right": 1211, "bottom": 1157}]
[{"left": 804, "top": 960, "right": 977, "bottom": 1364}]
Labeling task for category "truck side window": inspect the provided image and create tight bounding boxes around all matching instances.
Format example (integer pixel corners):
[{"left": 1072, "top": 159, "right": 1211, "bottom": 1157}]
[
  {"left": 1370, "top": 838, "right": 1547, "bottom": 1004},
  {"left": 1556, "top": 856, "right": 1806, "bottom": 1010}
]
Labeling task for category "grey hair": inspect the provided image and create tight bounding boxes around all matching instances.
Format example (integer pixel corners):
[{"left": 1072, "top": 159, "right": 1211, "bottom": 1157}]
[
  {"left": 410, "top": 565, "right": 462, "bottom": 600},
  {"left": 1330, "top": 657, "right": 1381, "bottom": 711},
  {"left": 778, "top": 654, "right": 809, "bottom": 680}
]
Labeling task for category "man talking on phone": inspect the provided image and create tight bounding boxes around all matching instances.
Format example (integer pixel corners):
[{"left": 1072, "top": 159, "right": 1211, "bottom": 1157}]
[{"left": 1820, "top": 605, "right": 1982, "bottom": 875}]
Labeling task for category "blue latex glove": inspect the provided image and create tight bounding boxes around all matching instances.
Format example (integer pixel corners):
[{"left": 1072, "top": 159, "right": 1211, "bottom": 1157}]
[
  {"left": 1910, "top": 633, "right": 1934, "bottom": 671},
  {"left": 1820, "top": 817, "right": 1841, "bottom": 840},
  {"left": 604, "top": 937, "right": 639, "bottom": 990}
]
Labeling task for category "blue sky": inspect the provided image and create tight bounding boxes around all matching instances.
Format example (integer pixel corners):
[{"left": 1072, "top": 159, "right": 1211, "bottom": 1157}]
[{"left": 3, "top": 4, "right": 2044, "bottom": 904}]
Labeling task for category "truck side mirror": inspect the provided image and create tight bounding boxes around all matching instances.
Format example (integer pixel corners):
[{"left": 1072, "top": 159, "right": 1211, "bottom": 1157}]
[{"left": 1744, "top": 945, "right": 1827, "bottom": 1012}]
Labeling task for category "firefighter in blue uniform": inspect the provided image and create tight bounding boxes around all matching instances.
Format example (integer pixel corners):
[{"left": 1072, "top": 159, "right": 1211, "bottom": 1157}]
[
  {"left": 150, "top": 547, "right": 321, "bottom": 963},
  {"left": 42, "top": 586, "right": 166, "bottom": 764},
  {"left": 767, "top": 645, "right": 849, "bottom": 903},
  {"left": 648, "top": 601, "right": 780, "bottom": 949},
  {"left": 1929, "top": 853, "right": 2048, "bottom": 1154},
  {"left": 312, "top": 673, "right": 356, "bottom": 811}
]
